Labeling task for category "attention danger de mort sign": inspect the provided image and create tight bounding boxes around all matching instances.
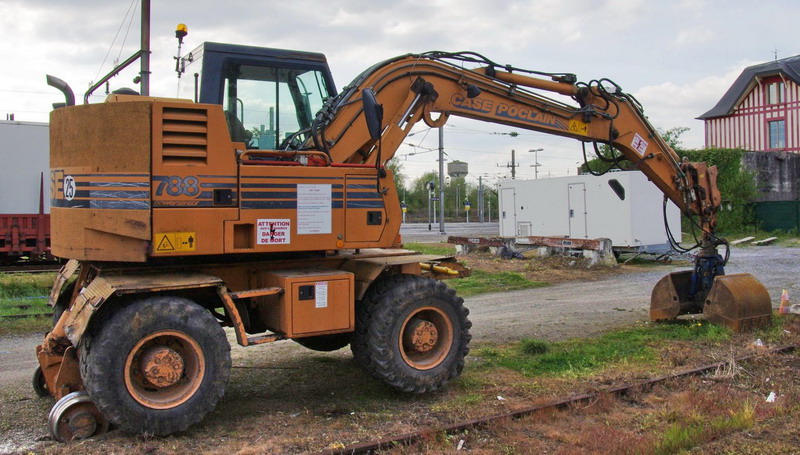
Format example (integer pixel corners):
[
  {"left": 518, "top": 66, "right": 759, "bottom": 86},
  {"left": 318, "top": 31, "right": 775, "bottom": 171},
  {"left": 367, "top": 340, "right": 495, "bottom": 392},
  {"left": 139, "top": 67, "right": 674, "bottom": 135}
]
[{"left": 256, "top": 219, "right": 291, "bottom": 245}]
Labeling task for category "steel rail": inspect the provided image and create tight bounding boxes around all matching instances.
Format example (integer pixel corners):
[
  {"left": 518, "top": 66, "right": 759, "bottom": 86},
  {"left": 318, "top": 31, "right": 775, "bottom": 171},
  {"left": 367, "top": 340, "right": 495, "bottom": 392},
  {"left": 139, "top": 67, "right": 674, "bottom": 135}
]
[
  {"left": 0, "top": 264, "right": 61, "bottom": 274},
  {"left": 315, "top": 344, "right": 798, "bottom": 455}
]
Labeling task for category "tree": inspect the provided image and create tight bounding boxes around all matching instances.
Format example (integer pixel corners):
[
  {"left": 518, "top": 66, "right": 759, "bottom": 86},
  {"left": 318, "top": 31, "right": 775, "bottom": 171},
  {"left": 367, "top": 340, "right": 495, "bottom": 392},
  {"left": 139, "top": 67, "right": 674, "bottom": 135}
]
[
  {"left": 579, "top": 126, "right": 690, "bottom": 174},
  {"left": 385, "top": 158, "right": 406, "bottom": 199}
]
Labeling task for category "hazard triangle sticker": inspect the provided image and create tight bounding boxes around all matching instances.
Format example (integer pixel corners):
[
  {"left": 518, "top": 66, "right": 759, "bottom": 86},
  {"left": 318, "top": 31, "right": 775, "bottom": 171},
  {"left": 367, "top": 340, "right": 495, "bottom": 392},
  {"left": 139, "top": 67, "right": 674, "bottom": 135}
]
[{"left": 156, "top": 235, "right": 176, "bottom": 251}]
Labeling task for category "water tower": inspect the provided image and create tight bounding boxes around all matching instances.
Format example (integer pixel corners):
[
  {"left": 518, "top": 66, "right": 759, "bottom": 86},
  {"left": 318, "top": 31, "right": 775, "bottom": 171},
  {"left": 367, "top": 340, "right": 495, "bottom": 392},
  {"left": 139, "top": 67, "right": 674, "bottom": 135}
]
[{"left": 447, "top": 160, "right": 468, "bottom": 178}]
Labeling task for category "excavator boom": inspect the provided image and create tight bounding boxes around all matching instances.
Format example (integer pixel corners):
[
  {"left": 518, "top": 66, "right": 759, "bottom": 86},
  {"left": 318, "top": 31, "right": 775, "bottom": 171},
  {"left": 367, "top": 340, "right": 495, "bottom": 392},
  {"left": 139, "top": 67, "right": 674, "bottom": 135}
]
[{"left": 301, "top": 51, "right": 770, "bottom": 331}]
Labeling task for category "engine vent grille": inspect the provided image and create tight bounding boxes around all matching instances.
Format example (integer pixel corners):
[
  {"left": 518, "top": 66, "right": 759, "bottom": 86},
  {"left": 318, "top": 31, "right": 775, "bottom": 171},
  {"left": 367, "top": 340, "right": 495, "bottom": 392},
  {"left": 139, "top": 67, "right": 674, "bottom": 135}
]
[{"left": 161, "top": 107, "right": 208, "bottom": 163}]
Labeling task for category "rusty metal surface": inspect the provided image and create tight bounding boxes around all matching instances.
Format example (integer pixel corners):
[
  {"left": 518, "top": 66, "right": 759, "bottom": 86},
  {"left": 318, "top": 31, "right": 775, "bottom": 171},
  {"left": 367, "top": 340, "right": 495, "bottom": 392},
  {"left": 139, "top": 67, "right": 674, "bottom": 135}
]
[
  {"left": 704, "top": 273, "right": 773, "bottom": 332},
  {"left": 218, "top": 288, "right": 249, "bottom": 346},
  {"left": 101, "top": 272, "right": 223, "bottom": 293},
  {"left": 650, "top": 270, "right": 702, "bottom": 321},
  {"left": 316, "top": 344, "right": 798, "bottom": 455},
  {"left": 229, "top": 287, "right": 283, "bottom": 299},
  {"left": 48, "top": 259, "right": 80, "bottom": 307}
]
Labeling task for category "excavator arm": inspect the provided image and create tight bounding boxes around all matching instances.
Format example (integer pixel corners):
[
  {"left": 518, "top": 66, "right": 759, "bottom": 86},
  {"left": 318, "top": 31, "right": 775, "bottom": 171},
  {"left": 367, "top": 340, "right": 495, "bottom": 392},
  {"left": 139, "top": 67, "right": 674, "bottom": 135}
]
[
  {"left": 303, "top": 51, "right": 769, "bottom": 331},
  {"left": 307, "top": 52, "right": 717, "bottom": 233}
]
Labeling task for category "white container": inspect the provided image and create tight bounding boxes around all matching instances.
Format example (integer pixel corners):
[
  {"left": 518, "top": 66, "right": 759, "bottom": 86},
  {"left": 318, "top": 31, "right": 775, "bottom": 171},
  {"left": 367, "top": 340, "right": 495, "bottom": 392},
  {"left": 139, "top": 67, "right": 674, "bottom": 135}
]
[
  {"left": 497, "top": 171, "right": 681, "bottom": 253},
  {"left": 0, "top": 120, "right": 50, "bottom": 214}
]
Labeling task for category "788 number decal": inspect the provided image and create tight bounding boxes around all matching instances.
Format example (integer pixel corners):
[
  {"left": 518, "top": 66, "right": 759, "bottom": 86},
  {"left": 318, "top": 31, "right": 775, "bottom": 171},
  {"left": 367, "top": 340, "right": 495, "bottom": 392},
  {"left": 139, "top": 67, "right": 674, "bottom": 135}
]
[{"left": 155, "top": 176, "right": 200, "bottom": 197}]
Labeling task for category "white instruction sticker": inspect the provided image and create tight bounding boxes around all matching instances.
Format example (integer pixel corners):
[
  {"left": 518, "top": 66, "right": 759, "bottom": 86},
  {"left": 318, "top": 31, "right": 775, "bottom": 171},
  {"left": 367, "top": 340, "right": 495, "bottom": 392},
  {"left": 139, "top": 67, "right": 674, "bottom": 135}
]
[
  {"left": 315, "top": 282, "right": 328, "bottom": 308},
  {"left": 297, "top": 184, "right": 332, "bottom": 234},
  {"left": 256, "top": 219, "right": 291, "bottom": 245},
  {"left": 631, "top": 133, "right": 649, "bottom": 156}
]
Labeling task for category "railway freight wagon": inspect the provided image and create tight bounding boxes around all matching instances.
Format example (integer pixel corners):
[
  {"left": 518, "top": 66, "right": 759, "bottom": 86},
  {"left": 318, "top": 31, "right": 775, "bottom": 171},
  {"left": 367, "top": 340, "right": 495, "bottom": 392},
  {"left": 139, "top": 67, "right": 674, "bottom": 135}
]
[
  {"left": 0, "top": 120, "right": 50, "bottom": 262},
  {"left": 498, "top": 171, "right": 681, "bottom": 254}
]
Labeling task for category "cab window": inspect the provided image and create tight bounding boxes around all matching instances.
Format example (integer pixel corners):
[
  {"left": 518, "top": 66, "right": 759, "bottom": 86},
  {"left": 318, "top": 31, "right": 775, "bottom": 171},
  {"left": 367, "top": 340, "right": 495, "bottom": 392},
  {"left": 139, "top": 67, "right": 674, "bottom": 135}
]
[{"left": 221, "top": 63, "right": 330, "bottom": 149}]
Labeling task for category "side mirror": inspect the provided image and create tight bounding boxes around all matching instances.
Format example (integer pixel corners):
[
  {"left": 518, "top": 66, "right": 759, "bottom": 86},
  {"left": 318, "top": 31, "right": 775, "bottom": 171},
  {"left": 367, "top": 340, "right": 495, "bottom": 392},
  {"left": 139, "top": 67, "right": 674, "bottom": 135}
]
[{"left": 362, "top": 88, "right": 384, "bottom": 141}]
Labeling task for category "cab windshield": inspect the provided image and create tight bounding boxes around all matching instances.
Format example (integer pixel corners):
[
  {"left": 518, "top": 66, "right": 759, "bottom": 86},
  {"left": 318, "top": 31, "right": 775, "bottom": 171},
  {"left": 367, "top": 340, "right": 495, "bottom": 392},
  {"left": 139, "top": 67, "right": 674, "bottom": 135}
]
[{"left": 222, "top": 63, "right": 330, "bottom": 149}]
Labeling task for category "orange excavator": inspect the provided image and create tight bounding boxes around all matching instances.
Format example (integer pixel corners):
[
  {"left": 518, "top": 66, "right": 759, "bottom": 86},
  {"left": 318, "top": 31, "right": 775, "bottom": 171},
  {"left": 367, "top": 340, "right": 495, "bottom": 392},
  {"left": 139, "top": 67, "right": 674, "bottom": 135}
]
[{"left": 38, "top": 37, "right": 771, "bottom": 441}]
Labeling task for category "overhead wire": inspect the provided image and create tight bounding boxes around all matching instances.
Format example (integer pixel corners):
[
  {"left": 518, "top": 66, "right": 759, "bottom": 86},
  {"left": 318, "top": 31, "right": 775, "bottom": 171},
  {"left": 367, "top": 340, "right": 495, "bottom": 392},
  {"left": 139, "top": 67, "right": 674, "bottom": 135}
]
[{"left": 92, "top": 0, "right": 138, "bottom": 84}]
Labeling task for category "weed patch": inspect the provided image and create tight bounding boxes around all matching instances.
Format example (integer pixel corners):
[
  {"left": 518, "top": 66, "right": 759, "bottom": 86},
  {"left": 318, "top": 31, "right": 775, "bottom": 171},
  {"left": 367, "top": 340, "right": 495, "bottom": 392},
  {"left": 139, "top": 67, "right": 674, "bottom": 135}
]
[
  {"left": 403, "top": 242, "right": 456, "bottom": 256},
  {"left": 474, "top": 320, "right": 731, "bottom": 377},
  {"left": 448, "top": 270, "right": 546, "bottom": 297}
]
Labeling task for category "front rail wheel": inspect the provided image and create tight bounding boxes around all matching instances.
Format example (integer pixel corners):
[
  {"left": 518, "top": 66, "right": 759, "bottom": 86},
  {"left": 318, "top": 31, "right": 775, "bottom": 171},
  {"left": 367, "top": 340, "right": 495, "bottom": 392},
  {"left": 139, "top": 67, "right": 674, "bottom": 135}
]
[
  {"left": 48, "top": 391, "right": 109, "bottom": 442},
  {"left": 351, "top": 275, "right": 471, "bottom": 393},
  {"left": 79, "top": 296, "right": 231, "bottom": 436}
]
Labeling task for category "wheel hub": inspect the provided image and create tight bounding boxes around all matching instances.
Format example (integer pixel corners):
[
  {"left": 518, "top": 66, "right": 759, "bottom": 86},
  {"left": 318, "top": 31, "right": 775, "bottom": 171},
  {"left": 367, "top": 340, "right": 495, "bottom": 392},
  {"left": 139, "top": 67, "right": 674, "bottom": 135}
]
[
  {"left": 406, "top": 319, "right": 439, "bottom": 353},
  {"left": 140, "top": 346, "right": 185, "bottom": 388},
  {"left": 66, "top": 410, "right": 97, "bottom": 440}
]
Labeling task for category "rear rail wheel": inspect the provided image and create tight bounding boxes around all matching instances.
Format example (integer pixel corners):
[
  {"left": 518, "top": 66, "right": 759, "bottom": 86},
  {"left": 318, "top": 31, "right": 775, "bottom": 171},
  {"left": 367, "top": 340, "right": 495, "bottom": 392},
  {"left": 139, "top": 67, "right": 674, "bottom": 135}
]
[
  {"left": 79, "top": 296, "right": 231, "bottom": 436},
  {"left": 32, "top": 366, "right": 49, "bottom": 398},
  {"left": 351, "top": 275, "right": 471, "bottom": 393}
]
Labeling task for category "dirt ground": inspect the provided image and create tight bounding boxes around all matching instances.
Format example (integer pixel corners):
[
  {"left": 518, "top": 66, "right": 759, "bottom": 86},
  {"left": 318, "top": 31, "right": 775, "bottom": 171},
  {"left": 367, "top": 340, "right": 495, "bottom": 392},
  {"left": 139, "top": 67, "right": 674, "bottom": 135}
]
[{"left": 1, "top": 245, "right": 798, "bottom": 453}]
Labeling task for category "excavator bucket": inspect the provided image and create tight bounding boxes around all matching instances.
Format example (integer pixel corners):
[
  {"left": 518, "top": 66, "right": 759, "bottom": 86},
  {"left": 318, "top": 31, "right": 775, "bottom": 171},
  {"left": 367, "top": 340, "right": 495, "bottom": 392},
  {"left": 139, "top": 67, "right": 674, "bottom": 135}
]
[
  {"left": 651, "top": 271, "right": 772, "bottom": 332},
  {"left": 650, "top": 270, "right": 703, "bottom": 320},
  {"left": 702, "top": 273, "right": 772, "bottom": 332}
]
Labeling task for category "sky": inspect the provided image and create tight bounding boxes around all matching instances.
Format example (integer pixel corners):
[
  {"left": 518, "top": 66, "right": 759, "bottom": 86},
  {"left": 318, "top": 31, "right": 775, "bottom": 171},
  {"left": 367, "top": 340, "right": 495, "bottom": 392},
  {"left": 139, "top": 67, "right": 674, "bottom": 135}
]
[{"left": 1, "top": 0, "right": 798, "bottom": 188}]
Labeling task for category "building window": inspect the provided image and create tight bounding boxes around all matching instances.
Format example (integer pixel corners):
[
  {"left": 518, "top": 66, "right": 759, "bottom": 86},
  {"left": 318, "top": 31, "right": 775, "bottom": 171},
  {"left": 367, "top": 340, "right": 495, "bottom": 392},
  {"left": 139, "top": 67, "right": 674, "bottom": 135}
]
[
  {"left": 768, "top": 119, "right": 786, "bottom": 149},
  {"left": 767, "top": 81, "right": 785, "bottom": 104}
]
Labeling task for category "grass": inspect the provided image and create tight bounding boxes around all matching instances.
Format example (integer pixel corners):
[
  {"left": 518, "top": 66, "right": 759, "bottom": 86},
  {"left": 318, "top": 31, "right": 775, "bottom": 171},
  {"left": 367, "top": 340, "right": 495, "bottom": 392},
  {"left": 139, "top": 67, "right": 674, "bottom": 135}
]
[
  {"left": 654, "top": 402, "right": 756, "bottom": 454},
  {"left": 0, "top": 272, "right": 55, "bottom": 334},
  {"left": 448, "top": 269, "right": 546, "bottom": 297},
  {"left": 403, "top": 242, "right": 456, "bottom": 256},
  {"left": 473, "top": 320, "right": 731, "bottom": 378}
]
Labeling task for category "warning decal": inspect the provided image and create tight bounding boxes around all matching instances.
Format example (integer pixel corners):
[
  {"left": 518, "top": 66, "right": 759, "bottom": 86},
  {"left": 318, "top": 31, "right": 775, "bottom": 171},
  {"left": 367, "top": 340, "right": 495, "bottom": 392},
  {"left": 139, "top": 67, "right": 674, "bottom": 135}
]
[
  {"left": 256, "top": 219, "right": 291, "bottom": 245},
  {"left": 631, "top": 133, "right": 649, "bottom": 156},
  {"left": 155, "top": 232, "right": 197, "bottom": 252}
]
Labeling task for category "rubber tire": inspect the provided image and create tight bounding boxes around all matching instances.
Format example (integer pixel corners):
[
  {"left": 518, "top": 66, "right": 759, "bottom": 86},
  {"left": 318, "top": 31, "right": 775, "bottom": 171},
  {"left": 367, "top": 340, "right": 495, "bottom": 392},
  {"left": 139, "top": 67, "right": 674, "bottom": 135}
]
[
  {"left": 351, "top": 275, "right": 471, "bottom": 393},
  {"left": 78, "top": 296, "right": 231, "bottom": 436},
  {"left": 32, "top": 366, "right": 49, "bottom": 398},
  {"left": 293, "top": 333, "right": 351, "bottom": 352}
]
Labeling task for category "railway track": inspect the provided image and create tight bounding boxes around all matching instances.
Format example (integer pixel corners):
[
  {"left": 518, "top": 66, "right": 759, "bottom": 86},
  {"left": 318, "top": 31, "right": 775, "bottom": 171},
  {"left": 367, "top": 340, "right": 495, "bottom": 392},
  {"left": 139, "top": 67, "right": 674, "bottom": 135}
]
[
  {"left": 0, "top": 263, "right": 61, "bottom": 274},
  {"left": 316, "top": 344, "right": 798, "bottom": 455}
]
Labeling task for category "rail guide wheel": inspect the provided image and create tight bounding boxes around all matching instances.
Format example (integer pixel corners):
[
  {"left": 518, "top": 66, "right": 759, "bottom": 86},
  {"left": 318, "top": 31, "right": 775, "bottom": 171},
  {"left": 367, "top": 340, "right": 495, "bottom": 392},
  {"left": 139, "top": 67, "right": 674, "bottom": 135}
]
[{"left": 48, "top": 391, "right": 110, "bottom": 443}]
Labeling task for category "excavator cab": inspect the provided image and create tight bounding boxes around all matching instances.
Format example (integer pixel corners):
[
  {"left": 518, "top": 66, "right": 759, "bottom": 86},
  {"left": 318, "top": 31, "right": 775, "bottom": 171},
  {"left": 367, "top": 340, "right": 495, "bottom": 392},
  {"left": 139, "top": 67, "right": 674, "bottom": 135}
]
[{"left": 179, "top": 42, "right": 337, "bottom": 150}]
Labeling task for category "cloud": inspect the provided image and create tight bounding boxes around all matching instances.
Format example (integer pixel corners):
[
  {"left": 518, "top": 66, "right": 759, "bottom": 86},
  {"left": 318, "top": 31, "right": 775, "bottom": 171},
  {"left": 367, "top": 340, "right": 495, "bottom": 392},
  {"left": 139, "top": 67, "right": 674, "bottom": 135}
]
[{"left": 633, "top": 61, "right": 756, "bottom": 148}]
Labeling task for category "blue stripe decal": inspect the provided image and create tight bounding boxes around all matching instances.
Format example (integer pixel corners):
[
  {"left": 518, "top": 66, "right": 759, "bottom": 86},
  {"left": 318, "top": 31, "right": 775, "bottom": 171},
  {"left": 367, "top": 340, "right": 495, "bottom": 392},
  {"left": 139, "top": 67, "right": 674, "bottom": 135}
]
[
  {"left": 89, "top": 190, "right": 150, "bottom": 199},
  {"left": 242, "top": 201, "right": 298, "bottom": 209},
  {"left": 333, "top": 201, "right": 343, "bottom": 209},
  {"left": 346, "top": 192, "right": 383, "bottom": 199},
  {"left": 242, "top": 183, "right": 296, "bottom": 189},
  {"left": 84, "top": 182, "right": 150, "bottom": 188},
  {"left": 347, "top": 201, "right": 385, "bottom": 208},
  {"left": 346, "top": 184, "right": 375, "bottom": 189},
  {"left": 241, "top": 175, "right": 343, "bottom": 180},
  {"left": 201, "top": 183, "right": 238, "bottom": 188},
  {"left": 242, "top": 191, "right": 297, "bottom": 199},
  {"left": 51, "top": 199, "right": 149, "bottom": 209}
]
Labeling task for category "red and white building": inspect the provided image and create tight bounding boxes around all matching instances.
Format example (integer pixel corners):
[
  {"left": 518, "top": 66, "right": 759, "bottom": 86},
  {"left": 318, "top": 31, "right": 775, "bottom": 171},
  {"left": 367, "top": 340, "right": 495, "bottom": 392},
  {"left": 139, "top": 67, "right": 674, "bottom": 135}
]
[{"left": 698, "top": 55, "right": 800, "bottom": 153}]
